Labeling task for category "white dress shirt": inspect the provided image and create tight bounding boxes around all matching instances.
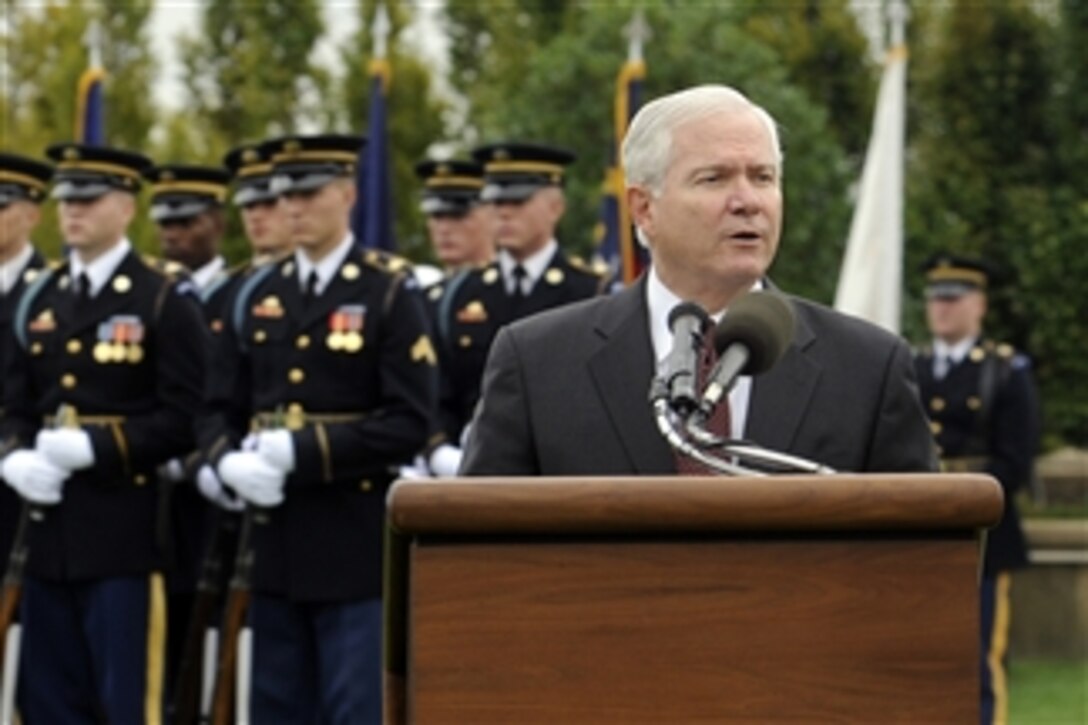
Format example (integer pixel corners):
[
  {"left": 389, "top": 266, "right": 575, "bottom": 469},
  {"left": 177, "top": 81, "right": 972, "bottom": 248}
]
[
  {"left": 190, "top": 255, "right": 226, "bottom": 293},
  {"left": 646, "top": 267, "right": 762, "bottom": 440},
  {"left": 932, "top": 336, "right": 976, "bottom": 379},
  {"left": 498, "top": 240, "right": 558, "bottom": 296},
  {"left": 69, "top": 239, "right": 132, "bottom": 297},
  {"left": 295, "top": 234, "right": 354, "bottom": 295}
]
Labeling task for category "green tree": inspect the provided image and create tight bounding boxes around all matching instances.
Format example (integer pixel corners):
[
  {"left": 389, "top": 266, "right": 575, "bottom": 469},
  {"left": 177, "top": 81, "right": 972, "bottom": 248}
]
[
  {"left": 1, "top": 0, "right": 158, "bottom": 257},
  {"left": 906, "top": 0, "right": 1084, "bottom": 445},
  {"left": 337, "top": 0, "right": 449, "bottom": 262}
]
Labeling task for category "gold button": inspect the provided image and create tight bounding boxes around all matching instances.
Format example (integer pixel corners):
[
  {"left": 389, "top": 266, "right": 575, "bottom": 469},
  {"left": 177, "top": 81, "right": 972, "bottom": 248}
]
[
  {"left": 459, "top": 335, "right": 471, "bottom": 348},
  {"left": 930, "top": 421, "right": 942, "bottom": 435},
  {"left": 61, "top": 373, "right": 77, "bottom": 389},
  {"left": 66, "top": 339, "right": 82, "bottom": 355},
  {"left": 288, "top": 368, "right": 305, "bottom": 384},
  {"left": 360, "top": 480, "right": 373, "bottom": 492},
  {"left": 296, "top": 335, "right": 311, "bottom": 350},
  {"left": 135, "top": 474, "right": 148, "bottom": 486},
  {"left": 967, "top": 396, "right": 982, "bottom": 410},
  {"left": 254, "top": 330, "right": 267, "bottom": 344},
  {"left": 930, "top": 397, "right": 945, "bottom": 412},
  {"left": 30, "top": 342, "right": 43, "bottom": 355}
]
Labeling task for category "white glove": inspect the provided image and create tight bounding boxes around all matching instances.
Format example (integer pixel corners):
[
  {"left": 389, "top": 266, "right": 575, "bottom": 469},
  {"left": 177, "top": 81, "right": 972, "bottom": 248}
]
[
  {"left": 217, "top": 451, "right": 286, "bottom": 507},
  {"left": 197, "top": 464, "right": 245, "bottom": 511},
  {"left": 428, "top": 444, "right": 463, "bottom": 478},
  {"left": 255, "top": 430, "right": 296, "bottom": 473},
  {"left": 36, "top": 428, "right": 95, "bottom": 471},
  {"left": 2, "top": 450, "right": 69, "bottom": 505},
  {"left": 398, "top": 455, "right": 431, "bottom": 480}
]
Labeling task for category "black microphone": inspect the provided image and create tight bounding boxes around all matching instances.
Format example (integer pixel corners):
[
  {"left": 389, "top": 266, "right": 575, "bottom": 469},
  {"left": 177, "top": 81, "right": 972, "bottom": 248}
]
[
  {"left": 650, "top": 302, "right": 710, "bottom": 416},
  {"left": 696, "top": 291, "right": 795, "bottom": 419}
]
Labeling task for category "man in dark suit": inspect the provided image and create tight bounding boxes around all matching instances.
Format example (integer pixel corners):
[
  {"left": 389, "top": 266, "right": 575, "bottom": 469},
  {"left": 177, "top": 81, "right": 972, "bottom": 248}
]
[
  {"left": 201, "top": 134, "right": 437, "bottom": 722},
  {"left": 913, "top": 254, "right": 1039, "bottom": 725},
  {"left": 0, "top": 153, "right": 51, "bottom": 565},
  {"left": 462, "top": 85, "right": 936, "bottom": 476},
  {"left": 0, "top": 143, "right": 207, "bottom": 722},
  {"left": 428, "top": 142, "right": 605, "bottom": 476}
]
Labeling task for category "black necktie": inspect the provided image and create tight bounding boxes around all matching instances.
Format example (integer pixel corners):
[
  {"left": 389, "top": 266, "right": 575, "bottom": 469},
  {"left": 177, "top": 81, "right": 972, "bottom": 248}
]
[
  {"left": 512, "top": 265, "right": 528, "bottom": 298},
  {"left": 75, "top": 272, "right": 92, "bottom": 304},
  {"left": 303, "top": 271, "right": 319, "bottom": 308}
]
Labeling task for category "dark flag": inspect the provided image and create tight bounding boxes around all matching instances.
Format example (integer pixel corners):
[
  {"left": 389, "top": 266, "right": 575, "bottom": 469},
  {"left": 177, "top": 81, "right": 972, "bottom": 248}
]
[{"left": 353, "top": 56, "right": 395, "bottom": 251}]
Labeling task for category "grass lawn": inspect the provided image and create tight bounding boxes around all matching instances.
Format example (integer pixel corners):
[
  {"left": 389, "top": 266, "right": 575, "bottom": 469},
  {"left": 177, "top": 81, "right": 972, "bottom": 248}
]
[{"left": 1009, "top": 658, "right": 1087, "bottom": 724}]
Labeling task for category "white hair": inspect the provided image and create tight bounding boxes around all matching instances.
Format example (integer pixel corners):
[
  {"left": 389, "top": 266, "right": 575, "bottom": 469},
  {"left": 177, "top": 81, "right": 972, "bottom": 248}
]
[{"left": 622, "top": 84, "right": 783, "bottom": 195}]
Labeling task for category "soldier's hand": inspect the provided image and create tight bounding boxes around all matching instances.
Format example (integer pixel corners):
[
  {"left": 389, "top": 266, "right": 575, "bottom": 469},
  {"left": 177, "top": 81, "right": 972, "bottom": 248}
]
[
  {"left": 255, "top": 430, "right": 296, "bottom": 473},
  {"left": 218, "top": 451, "right": 286, "bottom": 507},
  {"left": 36, "top": 428, "right": 95, "bottom": 472},
  {"left": 196, "top": 464, "right": 245, "bottom": 511},
  {"left": 2, "top": 450, "right": 69, "bottom": 505},
  {"left": 428, "top": 444, "right": 464, "bottom": 477}
]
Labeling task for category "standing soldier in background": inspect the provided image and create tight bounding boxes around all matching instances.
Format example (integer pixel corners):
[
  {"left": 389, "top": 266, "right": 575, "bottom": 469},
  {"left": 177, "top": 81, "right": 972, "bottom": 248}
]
[
  {"left": 914, "top": 254, "right": 1040, "bottom": 725},
  {"left": 425, "top": 142, "right": 605, "bottom": 476},
  {"left": 201, "top": 134, "right": 437, "bottom": 722},
  {"left": 411, "top": 158, "right": 494, "bottom": 477},
  {"left": 144, "top": 162, "right": 233, "bottom": 715},
  {"left": 0, "top": 153, "right": 52, "bottom": 566},
  {"left": 0, "top": 143, "right": 207, "bottom": 723},
  {"left": 225, "top": 143, "right": 294, "bottom": 266}
]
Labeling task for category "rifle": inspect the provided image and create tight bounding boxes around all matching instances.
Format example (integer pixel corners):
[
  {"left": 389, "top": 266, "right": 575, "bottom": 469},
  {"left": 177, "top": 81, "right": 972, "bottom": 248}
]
[
  {"left": 169, "top": 510, "right": 238, "bottom": 725},
  {"left": 0, "top": 403, "right": 77, "bottom": 721},
  {"left": 207, "top": 504, "right": 264, "bottom": 725}
]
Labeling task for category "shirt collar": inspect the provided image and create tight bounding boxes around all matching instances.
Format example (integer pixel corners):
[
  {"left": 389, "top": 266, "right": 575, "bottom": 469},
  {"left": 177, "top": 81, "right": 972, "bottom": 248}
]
[
  {"left": 498, "top": 239, "right": 558, "bottom": 293},
  {"left": 295, "top": 234, "right": 354, "bottom": 295},
  {"left": 933, "top": 336, "right": 977, "bottom": 364},
  {"left": 0, "top": 244, "right": 34, "bottom": 295},
  {"left": 646, "top": 266, "right": 763, "bottom": 364},
  {"left": 190, "top": 255, "right": 226, "bottom": 292},
  {"left": 70, "top": 239, "right": 132, "bottom": 298}
]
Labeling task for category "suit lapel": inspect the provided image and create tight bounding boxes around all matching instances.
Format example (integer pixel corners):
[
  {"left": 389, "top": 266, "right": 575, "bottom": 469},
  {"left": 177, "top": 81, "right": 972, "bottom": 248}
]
[
  {"left": 745, "top": 297, "right": 820, "bottom": 452},
  {"left": 586, "top": 280, "right": 675, "bottom": 474}
]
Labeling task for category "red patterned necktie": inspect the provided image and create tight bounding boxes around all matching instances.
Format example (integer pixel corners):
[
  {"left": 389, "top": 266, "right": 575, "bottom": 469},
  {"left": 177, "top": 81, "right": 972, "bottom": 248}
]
[{"left": 673, "top": 337, "right": 733, "bottom": 475}]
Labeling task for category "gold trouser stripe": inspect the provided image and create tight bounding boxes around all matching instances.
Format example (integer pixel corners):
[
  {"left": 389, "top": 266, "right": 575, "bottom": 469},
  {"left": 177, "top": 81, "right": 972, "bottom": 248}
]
[
  {"left": 316, "top": 422, "right": 333, "bottom": 483},
  {"left": 987, "top": 572, "right": 1012, "bottom": 725},
  {"left": 110, "top": 421, "right": 132, "bottom": 479},
  {"left": 145, "top": 572, "right": 166, "bottom": 725}
]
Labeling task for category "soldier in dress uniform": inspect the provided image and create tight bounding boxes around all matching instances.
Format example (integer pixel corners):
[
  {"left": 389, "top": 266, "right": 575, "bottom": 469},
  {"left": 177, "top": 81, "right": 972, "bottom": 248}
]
[
  {"left": 225, "top": 142, "right": 293, "bottom": 266},
  {"left": 200, "top": 134, "right": 437, "bottom": 723},
  {"left": 424, "top": 142, "right": 605, "bottom": 476},
  {"left": 0, "top": 143, "right": 207, "bottom": 723},
  {"left": 0, "top": 153, "right": 52, "bottom": 567},
  {"left": 913, "top": 254, "right": 1040, "bottom": 725},
  {"left": 415, "top": 158, "right": 494, "bottom": 272},
  {"left": 144, "top": 162, "right": 234, "bottom": 712}
]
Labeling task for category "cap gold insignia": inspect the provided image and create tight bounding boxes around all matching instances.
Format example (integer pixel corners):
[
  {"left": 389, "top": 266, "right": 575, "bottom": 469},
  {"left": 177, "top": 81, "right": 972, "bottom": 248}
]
[
  {"left": 341, "top": 263, "right": 360, "bottom": 281},
  {"left": 457, "top": 300, "right": 487, "bottom": 323},
  {"left": 411, "top": 334, "right": 437, "bottom": 366},
  {"left": 495, "top": 148, "right": 510, "bottom": 161},
  {"left": 969, "top": 347, "right": 985, "bottom": 363},
  {"left": 161, "top": 170, "right": 176, "bottom": 182},
  {"left": 64, "top": 147, "right": 80, "bottom": 161},
  {"left": 112, "top": 275, "right": 132, "bottom": 293},
  {"left": 243, "top": 149, "right": 259, "bottom": 164},
  {"left": 437, "top": 163, "right": 451, "bottom": 176},
  {"left": 284, "top": 139, "right": 302, "bottom": 153},
  {"left": 482, "top": 268, "right": 499, "bottom": 285},
  {"left": 545, "top": 268, "right": 564, "bottom": 285}
]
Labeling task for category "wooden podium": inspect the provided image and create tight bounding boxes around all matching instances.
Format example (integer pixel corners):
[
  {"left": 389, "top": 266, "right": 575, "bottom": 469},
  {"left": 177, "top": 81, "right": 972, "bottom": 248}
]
[{"left": 384, "top": 474, "right": 1002, "bottom": 723}]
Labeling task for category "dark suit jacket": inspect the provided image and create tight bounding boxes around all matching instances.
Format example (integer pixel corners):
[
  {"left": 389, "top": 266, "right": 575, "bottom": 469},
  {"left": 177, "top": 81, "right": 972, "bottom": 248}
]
[{"left": 461, "top": 278, "right": 937, "bottom": 476}]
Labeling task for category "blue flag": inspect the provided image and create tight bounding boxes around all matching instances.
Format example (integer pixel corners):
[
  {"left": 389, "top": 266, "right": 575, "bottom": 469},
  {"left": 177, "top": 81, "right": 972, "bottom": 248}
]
[
  {"left": 75, "top": 67, "right": 106, "bottom": 145},
  {"left": 594, "top": 56, "right": 647, "bottom": 289},
  {"left": 353, "top": 58, "right": 395, "bottom": 251}
]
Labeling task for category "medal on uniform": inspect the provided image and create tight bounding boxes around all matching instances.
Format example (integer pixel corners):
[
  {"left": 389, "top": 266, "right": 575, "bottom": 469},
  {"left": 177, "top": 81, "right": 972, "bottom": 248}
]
[
  {"left": 328, "top": 305, "right": 366, "bottom": 352},
  {"left": 97, "top": 315, "right": 145, "bottom": 364}
]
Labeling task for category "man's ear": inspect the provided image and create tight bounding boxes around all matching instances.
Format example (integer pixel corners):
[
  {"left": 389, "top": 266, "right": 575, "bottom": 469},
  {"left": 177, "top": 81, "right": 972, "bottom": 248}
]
[{"left": 627, "top": 185, "right": 653, "bottom": 236}]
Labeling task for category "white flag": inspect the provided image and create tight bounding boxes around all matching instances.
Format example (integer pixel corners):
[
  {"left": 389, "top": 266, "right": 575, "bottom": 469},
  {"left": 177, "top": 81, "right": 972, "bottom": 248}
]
[{"left": 833, "top": 44, "right": 908, "bottom": 334}]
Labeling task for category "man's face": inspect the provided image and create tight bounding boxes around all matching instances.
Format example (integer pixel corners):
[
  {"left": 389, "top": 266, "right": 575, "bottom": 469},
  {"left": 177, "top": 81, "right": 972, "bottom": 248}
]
[
  {"left": 0, "top": 200, "right": 41, "bottom": 257},
  {"left": 59, "top": 191, "right": 134, "bottom": 256},
  {"left": 281, "top": 179, "right": 353, "bottom": 254},
  {"left": 427, "top": 205, "right": 495, "bottom": 268},
  {"left": 241, "top": 198, "right": 290, "bottom": 256},
  {"left": 629, "top": 109, "right": 782, "bottom": 303},
  {"left": 491, "top": 187, "right": 564, "bottom": 260},
  {"left": 156, "top": 211, "right": 222, "bottom": 271},
  {"left": 926, "top": 290, "right": 986, "bottom": 343}
]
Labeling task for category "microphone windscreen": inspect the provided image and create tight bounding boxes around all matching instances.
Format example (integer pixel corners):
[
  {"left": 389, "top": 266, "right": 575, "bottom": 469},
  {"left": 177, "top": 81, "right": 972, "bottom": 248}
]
[
  {"left": 712, "top": 292, "right": 795, "bottom": 375},
  {"left": 667, "top": 301, "right": 710, "bottom": 334}
]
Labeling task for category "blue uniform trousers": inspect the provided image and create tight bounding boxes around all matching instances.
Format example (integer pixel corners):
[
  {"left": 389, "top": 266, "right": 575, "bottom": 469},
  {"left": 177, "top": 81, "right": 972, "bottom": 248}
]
[
  {"left": 979, "top": 572, "right": 1012, "bottom": 725},
  {"left": 248, "top": 594, "right": 382, "bottom": 724},
  {"left": 18, "top": 574, "right": 166, "bottom": 724}
]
